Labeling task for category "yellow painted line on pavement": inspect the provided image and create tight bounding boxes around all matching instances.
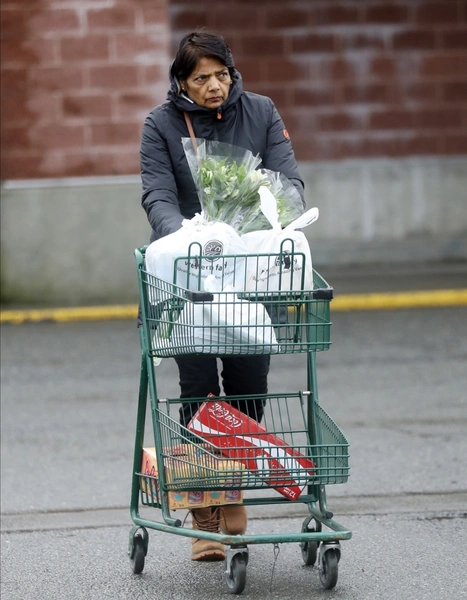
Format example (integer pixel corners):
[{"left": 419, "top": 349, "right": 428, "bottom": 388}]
[
  {"left": 0, "top": 304, "right": 138, "bottom": 325},
  {"left": 332, "top": 288, "right": 467, "bottom": 311},
  {"left": 1, "top": 289, "right": 467, "bottom": 324}
]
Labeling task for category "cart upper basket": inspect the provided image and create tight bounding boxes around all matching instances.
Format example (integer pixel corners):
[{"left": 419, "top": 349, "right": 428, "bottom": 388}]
[{"left": 136, "top": 246, "right": 333, "bottom": 358}]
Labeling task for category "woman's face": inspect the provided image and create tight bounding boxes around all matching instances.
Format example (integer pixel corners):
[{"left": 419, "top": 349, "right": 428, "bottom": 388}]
[{"left": 182, "top": 57, "right": 232, "bottom": 109}]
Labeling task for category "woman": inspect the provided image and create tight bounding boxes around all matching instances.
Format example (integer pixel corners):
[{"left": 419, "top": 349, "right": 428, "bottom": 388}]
[{"left": 140, "top": 30, "right": 305, "bottom": 562}]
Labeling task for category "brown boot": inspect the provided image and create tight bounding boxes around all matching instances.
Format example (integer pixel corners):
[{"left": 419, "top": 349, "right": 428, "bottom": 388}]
[
  {"left": 220, "top": 505, "right": 247, "bottom": 535},
  {"left": 191, "top": 507, "right": 226, "bottom": 561}
]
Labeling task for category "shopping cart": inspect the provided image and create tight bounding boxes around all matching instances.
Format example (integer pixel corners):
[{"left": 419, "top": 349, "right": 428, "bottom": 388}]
[{"left": 129, "top": 244, "right": 351, "bottom": 594}]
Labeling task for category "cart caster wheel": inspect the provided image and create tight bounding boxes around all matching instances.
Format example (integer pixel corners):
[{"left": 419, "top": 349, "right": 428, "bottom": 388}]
[
  {"left": 319, "top": 549, "right": 339, "bottom": 589},
  {"left": 300, "top": 518, "right": 320, "bottom": 566},
  {"left": 129, "top": 533, "right": 146, "bottom": 574},
  {"left": 301, "top": 540, "right": 318, "bottom": 566},
  {"left": 225, "top": 554, "right": 247, "bottom": 595}
]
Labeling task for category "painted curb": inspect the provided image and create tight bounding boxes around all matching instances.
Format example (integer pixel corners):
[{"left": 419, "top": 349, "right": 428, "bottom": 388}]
[{"left": 2, "top": 289, "right": 467, "bottom": 325}]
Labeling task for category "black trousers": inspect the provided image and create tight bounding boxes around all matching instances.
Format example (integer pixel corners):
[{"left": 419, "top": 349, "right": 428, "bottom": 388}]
[{"left": 175, "top": 354, "right": 271, "bottom": 427}]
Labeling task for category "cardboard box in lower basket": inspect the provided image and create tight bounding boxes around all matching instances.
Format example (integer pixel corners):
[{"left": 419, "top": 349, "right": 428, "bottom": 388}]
[{"left": 140, "top": 446, "right": 244, "bottom": 510}]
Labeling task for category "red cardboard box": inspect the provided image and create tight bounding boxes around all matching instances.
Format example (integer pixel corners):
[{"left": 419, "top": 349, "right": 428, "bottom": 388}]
[{"left": 187, "top": 400, "right": 314, "bottom": 501}]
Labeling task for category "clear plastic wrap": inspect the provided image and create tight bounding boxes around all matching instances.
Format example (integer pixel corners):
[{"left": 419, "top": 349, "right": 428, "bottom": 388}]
[{"left": 182, "top": 138, "right": 304, "bottom": 234}]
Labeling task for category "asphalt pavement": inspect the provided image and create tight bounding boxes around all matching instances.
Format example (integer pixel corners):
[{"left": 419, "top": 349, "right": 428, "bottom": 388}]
[{"left": 1, "top": 261, "right": 467, "bottom": 599}]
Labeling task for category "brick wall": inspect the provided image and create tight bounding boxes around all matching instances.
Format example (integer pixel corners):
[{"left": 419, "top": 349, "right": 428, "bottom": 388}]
[
  {"left": 1, "top": 0, "right": 466, "bottom": 180},
  {"left": 1, "top": 0, "right": 171, "bottom": 179},
  {"left": 171, "top": 0, "right": 467, "bottom": 160}
]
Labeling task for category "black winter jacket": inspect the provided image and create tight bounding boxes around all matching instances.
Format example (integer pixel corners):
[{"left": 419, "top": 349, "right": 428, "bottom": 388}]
[{"left": 140, "top": 69, "right": 305, "bottom": 242}]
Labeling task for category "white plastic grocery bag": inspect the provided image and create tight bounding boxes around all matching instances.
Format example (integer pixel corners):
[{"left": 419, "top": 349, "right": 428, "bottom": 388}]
[
  {"left": 242, "top": 187, "right": 319, "bottom": 293},
  {"left": 145, "top": 214, "right": 249, "bottom": 291},
  {"left": 152, "top": 276, "right": 280, "bottom": 355}
]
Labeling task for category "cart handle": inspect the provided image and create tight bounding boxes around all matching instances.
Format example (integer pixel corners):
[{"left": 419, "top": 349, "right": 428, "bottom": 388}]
[
  {"left": 312, "top": 288, "right": 334, "bottom": 300},
  {"left": 185, "top": 290, "right": 214, "bottom": 303}
]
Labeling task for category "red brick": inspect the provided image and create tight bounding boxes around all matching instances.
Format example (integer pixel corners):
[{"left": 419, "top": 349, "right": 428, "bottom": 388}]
[
  {"left": 29, "top": 9, "right": 80, "bottom": 37},
  {"left": 443, "top": 133, "right": 467, "bottom": 153},
  {"left": 399, "top": 134, "right": 443, "bottom": 155},
  {"left": 280, "top": 135, "right": 326, "bottom": 161},
  {"left": 439, "top": 28, "right": 467, "bottom": 49},
  {"left": 442, "top": 81, "right": 467, "bottom": 101},
  {"left": 291, "top": 33, "right": 336, "bottom": 54},
  {"left": 91, "top": 122, "right": 141, "bottom": 145},
  {"left": 265, "top": 8, "right": 311, "bottom": 29},
  {"left": 369, "top": 56, "right": 397, "bottom": 80},
  {"left": 264, "top": 58, "right": 312, "bottom": 82},
  {"left": 116, "top": 93, "right": 160, "bottom": 117},
  {"left": 170, "top": 8, "right": 211, "bottom": 31},
  {"left": 0, "top": 93, "right": 30, "bottom": 123},
  {"left": 292, "top": 86, "right": 337, "bottom": 107},
  {"left": 3, "top": 0, "right": 64, "bottom": 5},
  {"left": 60, "top": 36, "right": 110, "bottom": 63},
  {"left": 320, "top": 57, "right": 359, "bottom": 82},
  {"left": 0, "top": 8, "right": 29, "bottom": 40},
  {"left": 337, "top": 31, "right": 386, "bottom": 51},
  {"left": 1, "top": 38, "right": 57, "bottom": 66},
  {"left": 115, "top": 33, "right": 169, "bottom": 61},
  {"left": 141, "top": 64, "right": 169, "bottom": 86},
  {"left": 415, "top": 2, "right": 460, "bottom": 24},
  {"left": 0, "top": 92, "right": 61, "bottom": 125},
  {"left": 316, "top": 110, "right": 366, "bottom": 132},
  {"left": 335, "top": 134, "right": 388, "bottom": 160},
  {"left": 30, "top": 124, "right": 86, "bottom": 149},
  {"left": 26, "top": 94, "right": 63, "bottom": 122},
  {"left": 415, "top": 108, "right": 463, "bottom": 128},
  {"left": 387, "top": 82, "right": 440, "bottom": 105},
  {"left": 0, "top": 154, "right": 50, "bottom": 180},
  {"left": 89, "top": 66, "right": 140, "bottom": 89},
  {"left": 419, "top": 53, "right": 465, "bottom": 77},
  {"left": 135, "top": 0, "right": 168, "bottom": 8},
  {"left": 87, "top": 7, "right": 137, "bottom": 30},
  {"left": 29, "top": 67, "right": 85, "bottom": 92},
  {"left": 63, "top": 94, "right": 112, "bottom": 118},
  {"left": 141, "top": 6, "right": 170, "bottom": 27},
  {"left": 392, "top": 29, "right": 436, "bottom": 50},
  {"left": 234, "top": 58, "right": 267, "bottom": 84},
  {"left": 1, "top": 68, "right": 28, "bottom": 95},
  {"left": 62, "top": 151, "right": 118, "bottom": 177},
  {"left": 273, "top": 109, "right": 315, "bottom": 135},
  {"left": 311, "top": 5, "right": 360, "bottom": 26},
  {"left": 369, "top": 133, "right": 441, "bottom": 157},
  {"left": 1, "top": 125, "right": 31, "bottom": 152},
  {"left": 364, "top": 4, "right": 410, "bottom": 23},
  {"left": 212, "top": 7, "right": 260, "bottom": 31},
  {"left": 239, "top": 33, "right": 286, "bottom": 57},
  {"left": 369, "top": 109, "right": 416, "bottom": 130},
  {"left": 248, "top": 85, "right": 289, "bottom": 108},
  {"left": 112, "top": 149, "right": 141, "bottom": 175},
  {"left": 342, "top": 83, "right": 388, "bottom": 104}
]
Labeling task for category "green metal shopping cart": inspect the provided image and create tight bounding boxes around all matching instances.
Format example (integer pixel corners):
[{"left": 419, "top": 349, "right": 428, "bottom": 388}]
[{"left": 128, "top": 244, "right": 351, "bottom": 594}]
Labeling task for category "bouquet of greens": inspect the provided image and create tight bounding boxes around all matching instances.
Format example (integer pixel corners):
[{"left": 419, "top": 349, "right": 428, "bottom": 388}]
[{"left": 182, "top": 138, "right": 304, "bottom": 234}]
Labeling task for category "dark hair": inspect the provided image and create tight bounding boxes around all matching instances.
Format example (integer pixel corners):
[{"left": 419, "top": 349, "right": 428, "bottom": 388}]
[{"left": 171, "top": 31, "right": 235, "bottom": 83}]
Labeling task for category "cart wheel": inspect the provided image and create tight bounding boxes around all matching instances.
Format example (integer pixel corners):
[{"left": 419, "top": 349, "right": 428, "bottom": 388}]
[
  {"left": 225, "top": 554, "right": 247, "bottom": 595},
  {"left": 129, "top": 534, "right": 146, "bottom": 574},
  {"left": 300, "top": 518, "right": 320, "bottom": 566},
  {"left": 319, "top": 549, "right": 338, "bottom": 589},
  {"left": 301, "top": 540, "right": 318, "bottom": 566}
]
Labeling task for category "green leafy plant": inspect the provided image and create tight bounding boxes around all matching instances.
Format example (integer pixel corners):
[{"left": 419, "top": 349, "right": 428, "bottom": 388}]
[{"left": 183, "top": 139, "right": 304, "bottom": 234}]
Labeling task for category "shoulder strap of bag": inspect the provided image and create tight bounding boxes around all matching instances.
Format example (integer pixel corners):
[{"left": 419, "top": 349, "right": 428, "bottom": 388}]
[{"left": 184, "top": 112, "right": 198, "bottom": 153}]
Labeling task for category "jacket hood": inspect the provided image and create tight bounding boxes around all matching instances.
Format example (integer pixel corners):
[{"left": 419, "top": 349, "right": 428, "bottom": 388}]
[{"left": 166, "top": 62, "right": 243, "bottom": 118}]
